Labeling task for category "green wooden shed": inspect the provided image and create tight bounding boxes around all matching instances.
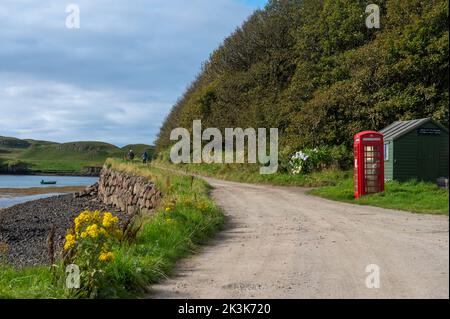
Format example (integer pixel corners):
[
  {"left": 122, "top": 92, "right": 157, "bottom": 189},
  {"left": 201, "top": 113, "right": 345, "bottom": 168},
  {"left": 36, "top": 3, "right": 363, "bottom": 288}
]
[{"left": 379, "top": 118, "right": 449, "bottom": 182}]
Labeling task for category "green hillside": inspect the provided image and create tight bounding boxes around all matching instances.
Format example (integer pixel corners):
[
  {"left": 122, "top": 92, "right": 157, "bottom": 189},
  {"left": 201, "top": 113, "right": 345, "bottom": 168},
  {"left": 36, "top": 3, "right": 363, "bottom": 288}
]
[
  {"left": 0, "top": 136, "right": 31, "bottom": 149},
  {"left": 155, "top": 0, "right": 449, "bottom": 157},
  {"left": 0, "top": 136, "right": 154, "bottom": 174}
]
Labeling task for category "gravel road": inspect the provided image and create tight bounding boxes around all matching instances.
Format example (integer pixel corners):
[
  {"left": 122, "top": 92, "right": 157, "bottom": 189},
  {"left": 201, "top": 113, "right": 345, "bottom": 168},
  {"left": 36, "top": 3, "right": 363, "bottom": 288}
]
[{"left": 149, "top": 178, "right": 449, "bottom": 299}]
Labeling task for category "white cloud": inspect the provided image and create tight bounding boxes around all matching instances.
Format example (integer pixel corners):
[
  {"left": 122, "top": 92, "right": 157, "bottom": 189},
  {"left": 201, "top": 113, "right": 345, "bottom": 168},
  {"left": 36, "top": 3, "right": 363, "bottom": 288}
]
[
  {"left": 0, "top": 74, "right": 169, "bottom": 145},
  {"left": 0, "top": 0, "right": 265, "bottom": 145}
]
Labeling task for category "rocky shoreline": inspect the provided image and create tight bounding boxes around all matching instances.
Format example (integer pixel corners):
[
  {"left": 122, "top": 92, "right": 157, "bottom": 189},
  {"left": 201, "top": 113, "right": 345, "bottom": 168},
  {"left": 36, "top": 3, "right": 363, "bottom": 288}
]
[
  {"left": 0, "top": 167, "right": 162, "bottom": 268},
  {"left": 0, "top": 193, "right": 124, "bottom": 267}
]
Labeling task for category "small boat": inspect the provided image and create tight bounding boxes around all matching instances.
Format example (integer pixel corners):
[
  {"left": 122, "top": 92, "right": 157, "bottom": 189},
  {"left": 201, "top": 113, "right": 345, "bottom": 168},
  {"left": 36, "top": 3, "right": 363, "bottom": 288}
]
[{"left": 40, "top": 180, "right": 57, "bottom": 185}]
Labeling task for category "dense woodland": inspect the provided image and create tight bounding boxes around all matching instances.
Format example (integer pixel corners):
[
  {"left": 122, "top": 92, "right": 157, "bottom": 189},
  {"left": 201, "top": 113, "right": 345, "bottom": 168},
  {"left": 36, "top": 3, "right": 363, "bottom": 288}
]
[{"left": 155, "top": 0, "right": 449, "bottom": 157}]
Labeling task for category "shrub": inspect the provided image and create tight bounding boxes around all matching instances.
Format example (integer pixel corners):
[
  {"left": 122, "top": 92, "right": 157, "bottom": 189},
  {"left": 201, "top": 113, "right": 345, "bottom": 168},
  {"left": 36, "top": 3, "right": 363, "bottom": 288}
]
[
  {"left": 290, "top": 148, "right": 329, "bottom": 174},
  {"left": 328, "top": 144, "right": 353, "bottom": 170},
  {"left": 278, "top": 145, "right": 296, "bottom": 173},
  {"left": 289, "top": 145, "right": 352, "bottom": 174},
  {"left": 63, "top": 210, "right": 122, "bottom": 298},
  {"left": 156, "top": 148, "right": 172, "bottom": 163}
]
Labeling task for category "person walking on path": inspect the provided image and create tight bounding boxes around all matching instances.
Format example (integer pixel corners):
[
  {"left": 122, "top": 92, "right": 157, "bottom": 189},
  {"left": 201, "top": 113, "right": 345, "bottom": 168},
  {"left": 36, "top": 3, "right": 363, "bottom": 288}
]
[
  {"left": 128, "top": 149, "right": 135, "bottom": 161},
  {"left": 142, "top": 150, "right": 149, "bottom": 164}
]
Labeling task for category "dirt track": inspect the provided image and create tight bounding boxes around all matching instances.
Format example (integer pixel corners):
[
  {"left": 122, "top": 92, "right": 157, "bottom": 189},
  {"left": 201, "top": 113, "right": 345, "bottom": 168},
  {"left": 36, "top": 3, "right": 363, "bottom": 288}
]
[{"left": 149, "top": 178, "right": 449, "bottom": 299}]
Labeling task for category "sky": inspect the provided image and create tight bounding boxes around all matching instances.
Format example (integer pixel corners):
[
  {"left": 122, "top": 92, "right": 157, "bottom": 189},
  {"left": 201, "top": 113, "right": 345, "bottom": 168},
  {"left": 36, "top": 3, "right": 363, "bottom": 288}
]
[{"left": 0, "top": 0, "right": 267, "bottom": 146}]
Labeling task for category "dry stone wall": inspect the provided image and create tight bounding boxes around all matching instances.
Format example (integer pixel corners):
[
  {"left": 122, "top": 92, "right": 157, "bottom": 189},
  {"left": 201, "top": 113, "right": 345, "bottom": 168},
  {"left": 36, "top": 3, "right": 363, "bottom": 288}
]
[{"left": 96, "top": 167, "right": 162, "bottom": 215}]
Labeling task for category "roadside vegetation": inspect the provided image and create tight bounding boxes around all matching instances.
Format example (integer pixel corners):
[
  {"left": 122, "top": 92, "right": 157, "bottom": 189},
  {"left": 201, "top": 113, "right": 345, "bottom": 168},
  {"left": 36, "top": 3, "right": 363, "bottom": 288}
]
[
  {"left": 154, "top": 144, "right": 353, "bottom": 187},
  {"left": 153, "top": 159, "right": 351, "bottom": 187},
  {"left": 309, "top": 179, "right": 449, "bottom": 215},
  {"left": 153, "top": 152, "right": 449, "bottom": 215},
  {"left": 0, "top": 158, "right": 224, "bottom": 298}
]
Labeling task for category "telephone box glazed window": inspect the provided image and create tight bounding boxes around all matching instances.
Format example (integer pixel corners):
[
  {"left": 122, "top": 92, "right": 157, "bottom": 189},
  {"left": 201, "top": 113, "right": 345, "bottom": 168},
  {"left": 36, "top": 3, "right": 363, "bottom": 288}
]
[{"left": 354, "top": 131, "right": 385, "bottom": 199}]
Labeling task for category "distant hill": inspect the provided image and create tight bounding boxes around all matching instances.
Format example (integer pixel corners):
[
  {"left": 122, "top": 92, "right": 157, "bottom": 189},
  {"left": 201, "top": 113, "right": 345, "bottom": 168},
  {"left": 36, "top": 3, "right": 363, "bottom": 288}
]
[
  {"left": 0, "top": 136, "right": 31, "bottom": 149},
  {"left": 0, "top": 136, "right": 154, "bottom": 174}
]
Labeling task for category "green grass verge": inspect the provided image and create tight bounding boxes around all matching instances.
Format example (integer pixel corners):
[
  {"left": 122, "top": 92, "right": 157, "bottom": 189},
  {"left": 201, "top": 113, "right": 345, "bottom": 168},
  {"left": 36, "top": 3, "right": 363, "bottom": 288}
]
[
  {"left": 152, "top": 160, "right": 351, "bottom": 187},
  {"left": 309, "top": 178, "right": 449, "bottom": 215},
  {"left": 0, "top": 266, "right": 65, "bottom": 299},
  {"left": 0, "top": 158, "right": 224, "bottom": 298},
  {"left": 153, "top": 160, "right": 448, "bottom": 215}
]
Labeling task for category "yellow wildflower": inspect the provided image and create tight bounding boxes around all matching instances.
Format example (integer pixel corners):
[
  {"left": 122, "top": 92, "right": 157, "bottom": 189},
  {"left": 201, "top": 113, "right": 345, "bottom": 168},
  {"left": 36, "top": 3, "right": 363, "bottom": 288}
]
[
  {"left": 74, "top": 211, "right": 90, "bottom": 233},
  {"left": 85, "top": 224, "right": 100, "bottom": 238},
  {"left": 93, "top": 210, "right": 100, "bottom": 217},
  {"left": 102, "top": 212, "right": 119, "bottom": 228},
  {"left": 164, "top": 201, "right": 176, "bottom": 213},
  {"left": 196, "top": 202, "right": 208, "bottom": 212},
  {"left": 99, "top": 251, "right": 115, "bottom": 262},
  {"left": 64, "top": 234, "right": 76, "bottom": 251}
]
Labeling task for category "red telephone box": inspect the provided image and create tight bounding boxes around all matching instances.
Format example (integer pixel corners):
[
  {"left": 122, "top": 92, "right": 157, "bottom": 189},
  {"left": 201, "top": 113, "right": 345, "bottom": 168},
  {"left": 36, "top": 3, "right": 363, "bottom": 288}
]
[{"left": 354, "top": 131, "right": 385, "bottom": 199}]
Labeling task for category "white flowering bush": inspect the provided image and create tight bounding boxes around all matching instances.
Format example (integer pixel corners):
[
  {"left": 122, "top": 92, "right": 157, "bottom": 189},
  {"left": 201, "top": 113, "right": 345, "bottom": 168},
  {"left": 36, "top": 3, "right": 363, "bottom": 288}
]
[
  {"left": 290, "top": 147, "right": 332, "bottom": 174},
  {"left": 290, "top": 151, "right": 310, "bottom": 174}
]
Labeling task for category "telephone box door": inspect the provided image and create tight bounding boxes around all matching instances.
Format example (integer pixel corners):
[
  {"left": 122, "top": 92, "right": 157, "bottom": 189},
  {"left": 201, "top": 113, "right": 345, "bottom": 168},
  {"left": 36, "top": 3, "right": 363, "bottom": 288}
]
[{"left": 354, "top": 131, "right": 385, "bottom": 199}]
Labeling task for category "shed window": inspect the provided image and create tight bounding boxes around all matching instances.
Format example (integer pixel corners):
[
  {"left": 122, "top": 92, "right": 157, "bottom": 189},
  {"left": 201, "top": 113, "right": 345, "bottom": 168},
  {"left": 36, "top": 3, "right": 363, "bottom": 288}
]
[{"left": 384, "top": 144, "right": 389, "bottom": 161}]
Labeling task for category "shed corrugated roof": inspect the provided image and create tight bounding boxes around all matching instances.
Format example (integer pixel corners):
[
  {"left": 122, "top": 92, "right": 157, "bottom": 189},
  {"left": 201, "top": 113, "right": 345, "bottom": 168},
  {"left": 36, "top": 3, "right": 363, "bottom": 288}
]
[
  {"left": 380, "top": 118, "right": 432, "bottom": 140},
  {"left": 380, "top": 118, "right": 449, "bottom": 140}
]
